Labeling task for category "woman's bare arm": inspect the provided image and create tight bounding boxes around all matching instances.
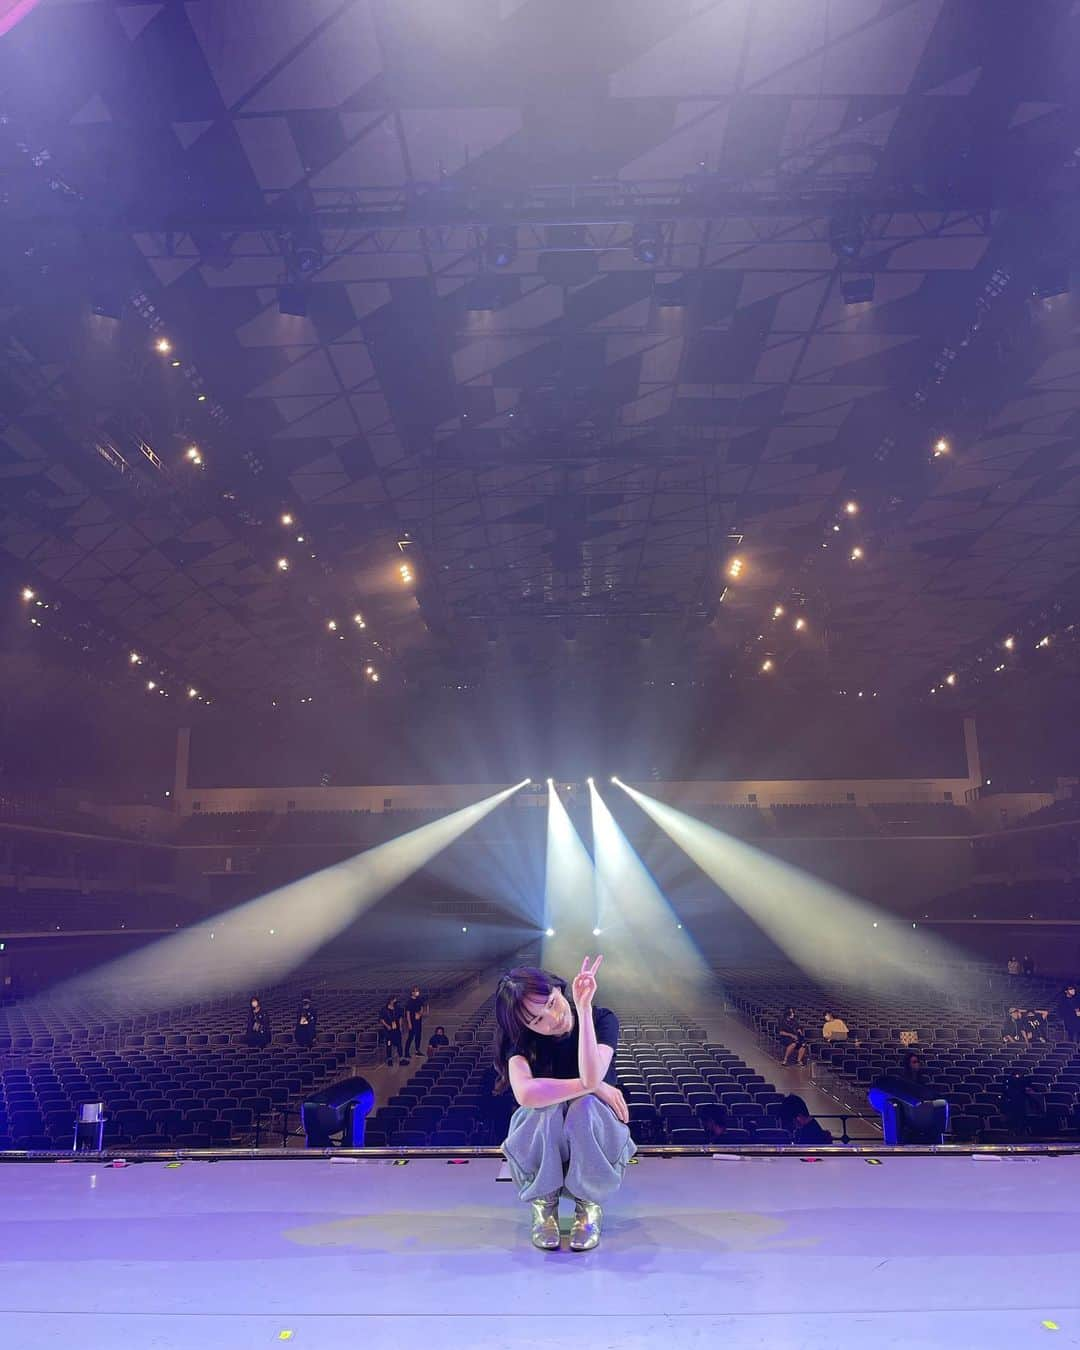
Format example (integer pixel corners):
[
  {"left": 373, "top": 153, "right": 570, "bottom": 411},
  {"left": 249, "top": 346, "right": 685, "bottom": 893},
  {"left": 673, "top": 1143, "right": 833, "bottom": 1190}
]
[{"left": 508, "top": 1055, "right": 592, "bottom": 1108}]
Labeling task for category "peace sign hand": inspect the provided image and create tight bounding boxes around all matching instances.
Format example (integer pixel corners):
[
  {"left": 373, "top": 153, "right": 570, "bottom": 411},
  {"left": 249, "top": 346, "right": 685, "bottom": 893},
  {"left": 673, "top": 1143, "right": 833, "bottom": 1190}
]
[{"left": 571, "top": 955, "right": 603, "bottom": 1011}]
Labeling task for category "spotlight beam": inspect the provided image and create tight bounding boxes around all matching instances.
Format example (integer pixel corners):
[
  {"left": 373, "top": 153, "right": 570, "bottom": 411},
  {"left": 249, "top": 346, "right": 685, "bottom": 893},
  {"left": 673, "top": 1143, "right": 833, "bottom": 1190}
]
[
  {"left": 615, "top": 781, "right": 976, "bottom": 996},
  {"left": 59, "top": 782, "right": 529, "bottom": 1009},
  {"left": 588, "top": 781, "right": 709, "bottom": 1003},
  {"left": 542, "top": 779, "right": 596, "bottom": 972}
]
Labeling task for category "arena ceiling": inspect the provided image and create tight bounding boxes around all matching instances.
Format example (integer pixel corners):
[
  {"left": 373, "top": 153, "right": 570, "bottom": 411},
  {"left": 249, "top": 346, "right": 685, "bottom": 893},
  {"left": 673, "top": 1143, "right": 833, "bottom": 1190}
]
[{"left": 1, "top": 0, "right": 1080, "bottom": 707}]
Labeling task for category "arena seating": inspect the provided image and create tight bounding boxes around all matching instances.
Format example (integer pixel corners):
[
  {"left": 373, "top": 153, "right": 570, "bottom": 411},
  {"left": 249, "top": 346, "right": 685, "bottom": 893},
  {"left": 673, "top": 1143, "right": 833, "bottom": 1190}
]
[
  {"left": 722, "top": 968, "right": 1080, "bottom": 1142},
  {"left": 0, "top": 967, "right": 476, "bottom": 1150},
  {"left": 0, "top": 888, "right": 196, "bottom": 936},
  {"left": 770, "top": 804, "right": 865, "bottom": 837},
  {"left": 363, "top": 1000, "right": 788, "bottom": 1148},
  {"left": 0, "top": 965, "right": 795, "bottom": 1149},
  {"left": 865, "top": 802, "right": 973, "bottom": 835}
]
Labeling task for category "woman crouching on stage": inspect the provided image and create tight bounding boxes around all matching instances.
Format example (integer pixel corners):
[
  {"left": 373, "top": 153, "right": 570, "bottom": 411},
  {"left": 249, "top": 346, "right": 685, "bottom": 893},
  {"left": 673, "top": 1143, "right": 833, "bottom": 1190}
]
[{"left": 494, "top": 956, "right": 636, "bottom": 1252}]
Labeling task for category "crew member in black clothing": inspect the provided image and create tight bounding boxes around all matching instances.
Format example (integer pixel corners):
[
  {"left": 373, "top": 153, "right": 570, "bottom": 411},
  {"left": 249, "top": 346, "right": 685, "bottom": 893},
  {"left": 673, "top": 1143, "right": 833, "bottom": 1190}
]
[
  {"left": 778, "top": 1094, "right": 833, "bottom": 1145},
  {"left": 1001, "top": 1070, "right": 1049, "bottom": 1137},
  {"left": 1023, "top": 1008, "right": 1048, "bottom": 1044},
  {"left": 245, "top": 996, "right": 271, "bottom": 1048},
  {"left": 293, "top": 993, "right": 318, "bottom": 1048},
  {"left": 778, "top": 1007, "right": 808, "bottom": 1066},
  {"left": 1056, "top": 984, "right": 1080, "bottom": 1042},
  {"left": 427, "top": 1025, "right": 450, "bottom": 1053},
  {"left": 379, "top": 995, "right": 405, "bottom": 1067},
  {"left": 403, "top": 985, "right": 428, "bottom": 1062}
]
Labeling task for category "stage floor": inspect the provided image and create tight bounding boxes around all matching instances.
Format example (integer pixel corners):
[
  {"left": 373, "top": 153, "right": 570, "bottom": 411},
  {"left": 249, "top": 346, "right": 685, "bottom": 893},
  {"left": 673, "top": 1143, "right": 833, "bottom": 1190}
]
[{"left": 2, "top": 1150, "right": 1078, "bottom": 1349}]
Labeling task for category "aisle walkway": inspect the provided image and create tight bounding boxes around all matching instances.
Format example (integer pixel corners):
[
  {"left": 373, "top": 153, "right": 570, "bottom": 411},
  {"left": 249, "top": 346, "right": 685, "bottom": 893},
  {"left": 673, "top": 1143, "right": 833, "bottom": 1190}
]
[{"left": 681, "top": 998, "right": 880, "bottom": 1138}]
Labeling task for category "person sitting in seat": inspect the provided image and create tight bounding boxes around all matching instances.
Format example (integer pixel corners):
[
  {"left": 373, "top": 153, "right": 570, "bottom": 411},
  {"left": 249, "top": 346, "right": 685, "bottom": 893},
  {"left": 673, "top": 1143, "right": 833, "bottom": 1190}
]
[
  {"left": 244, "top": 995, "right": 271, "bottom": 1049},
  {"left": 778, "top": 1094, "right": 833, "bottom": 1145},
  {"left": 427, "top": 1025, "right": 450, "bottom": 1053},
  {"left": 293, "top": 993, "right": 317, "bottom": 1048},
  {"left": 821, "top": 1010, "right": 850, "bottom": 1042},
  {"left": 1022, "top": 1008, "right": 1048, "bottom": 1044},
  {"left": 1001, "top": 1070, "right": 1049, "bottom": 1137},
  {"left": 699, "top": 1104, "right": 730, "bottom": 1145},
  {"left": 1001, "top": 1008, "right": 1024, "bottom": 1043},
  {"left": 778, "top": 1007, "right": 808, "bottom": 1066}
]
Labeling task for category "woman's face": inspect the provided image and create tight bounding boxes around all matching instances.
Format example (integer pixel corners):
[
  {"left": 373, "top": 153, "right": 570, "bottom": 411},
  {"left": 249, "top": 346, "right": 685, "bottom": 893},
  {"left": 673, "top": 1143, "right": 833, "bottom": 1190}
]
[
  {"left": 251, "top": 999, "right": 259, "bottom": 1011},
  {"left": 520, "top": 985, "right": 574, "bottom": 1038}
]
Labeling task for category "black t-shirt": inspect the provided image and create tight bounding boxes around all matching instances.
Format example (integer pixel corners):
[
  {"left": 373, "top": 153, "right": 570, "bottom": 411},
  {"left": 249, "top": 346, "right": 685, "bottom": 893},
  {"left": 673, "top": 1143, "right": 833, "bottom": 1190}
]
[
  {"left": 405, "top": 996, "right": 426, "bottom": 1020},
  {"left": 510, "top": 1006, "right": 619, "bottom": 1087},
  {"left": 379, "top": 1004, "right": 401, "bottom": 1032},
  {"left": 427, "top": 1032, "right": 450, "bottom": 1049},
  {"left": 793, "top": 1118, "right": 832, "bottom": 1145}
]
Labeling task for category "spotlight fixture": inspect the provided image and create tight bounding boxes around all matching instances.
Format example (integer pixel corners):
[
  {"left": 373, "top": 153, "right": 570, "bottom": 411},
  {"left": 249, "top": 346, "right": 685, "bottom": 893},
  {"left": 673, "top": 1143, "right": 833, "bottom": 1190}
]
[
  {"left": 844, "top": 500, "right": 859, "bottom": 515},
  {"left": 281, "top": 513, "right": 294, "bottom": 527},
  {"left": 90, "top": 289, "right": 123, "bottom": 320},
  {"left": 945, "top": 673, "right": 957, "bottom": 686},
  {"left": 828, "top": 205, "right": 865, "bottom": 260},
  {"left": 279, "top": 283, "right": 309, "bottom": 318},
  {"left": 1037, "top": 635, "right": 1051, "bottom": 648},
  {"left": 327, "top": 620, "right": 337, "bottom": 632},
  {"left": 462, "top": 926, "right": 468, "bottom": 933},
  {"left": 185, "top": 446, "right": 203, "bottom": 466},
  {"left": 932, "top": 437, "right": 950, "bottom": 457},
  {"left": 772, "top": 605, "right": 785, "bottom": 619},
  {"left": 483, "top": 225, "right": 518, "bottom": 269},
  {"left": 545, "top": 928, "right": 555, "bottom": 937},
  {"left": 632, "top": 221, "right": 664, "bottom": 265},
  {"left": 353, "top": 614, "right": 366, "bottom": 628},
  {"left": 761, "top": 658, "right": 774, "bottom": 673},
  {"left": 794, "top": 617, "right": 807, "bottom": 632},
  {"left": 1004, "top": 636, "right": 1015, "bottom": 650},
  {"left": 154, "top": 337, "right": 172, "bottom": 354},
  {"left": 1033, "top": 264, "right": 1069, "bottom": 301},
  {"left": 586, "top": 776, "right": 594, "bottom": 785},
  {"left": 592, "top": 927, "right": 601, "bottom": 937},
  {"left": 841, "top": 275, "right": 875, "bottom": 305},
  {"left": 129, "top": 651, "right": 141, "bottom": 665},
  {"left": 21, "top": 587, "right": 34, "bottom": 602},
  {"left": 850, "top": 546, "right": 864, "bottom": 561},
  {"left": 727, "top": 556, "right": 744, "bottom": 579},
  {"left": 277, "top": 558, "right": 289, "bottom": 571},
  {"left": 146, "top": 680, "right": 157, "bottom": 691},
  {"left": 187, "top": 687, "right": 198, "bottom": 698}
]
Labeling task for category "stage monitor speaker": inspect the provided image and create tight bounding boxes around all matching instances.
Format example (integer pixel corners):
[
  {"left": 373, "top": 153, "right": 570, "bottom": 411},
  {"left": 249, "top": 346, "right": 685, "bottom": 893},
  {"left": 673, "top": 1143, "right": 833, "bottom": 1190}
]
[{"left": 301, "top": 1076, "right": 375, "bottom": 1148}]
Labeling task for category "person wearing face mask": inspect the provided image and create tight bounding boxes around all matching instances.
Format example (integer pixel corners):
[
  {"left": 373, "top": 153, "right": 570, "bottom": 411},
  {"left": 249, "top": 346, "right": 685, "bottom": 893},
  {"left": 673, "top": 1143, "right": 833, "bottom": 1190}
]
[
  {"left": 245, "top": 996, "right": 271, "bottom": 1049},
  {"left": 293, "top": 993, "right": 318, "bottom": 1048},
  {"left": 493, "top": 958, "right": 636, "bottom": 1253}
]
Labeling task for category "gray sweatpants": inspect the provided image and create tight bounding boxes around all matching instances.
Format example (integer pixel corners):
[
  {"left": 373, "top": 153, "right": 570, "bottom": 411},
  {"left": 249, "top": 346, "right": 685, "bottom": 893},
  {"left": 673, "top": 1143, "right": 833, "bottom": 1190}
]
[{"left": 501, "top": 1095, "right": 637, "bottom": 1204}]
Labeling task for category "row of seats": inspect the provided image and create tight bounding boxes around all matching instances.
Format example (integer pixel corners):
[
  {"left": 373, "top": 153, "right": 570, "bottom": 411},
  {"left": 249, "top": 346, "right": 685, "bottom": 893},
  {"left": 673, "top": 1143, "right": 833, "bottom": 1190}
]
[{"left": 723, "top": 966, "right": 1080, "bottom": 1143}]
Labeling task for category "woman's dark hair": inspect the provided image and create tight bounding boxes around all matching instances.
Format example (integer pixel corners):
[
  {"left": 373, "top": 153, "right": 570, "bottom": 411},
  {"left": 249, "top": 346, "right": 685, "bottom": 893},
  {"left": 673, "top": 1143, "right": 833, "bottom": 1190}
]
[
  {"left": 779, "top": 1094, "right": 810, "bottom": 1125},
  {"left": 901, "top": 1050, "right": 922, "bottom": 1075},
  {"left": 434, "top": 1025, "right": 445, "bottom": 1035},
  {"left": 492, "top": 967, "right": 568, "bottom": 1094}
]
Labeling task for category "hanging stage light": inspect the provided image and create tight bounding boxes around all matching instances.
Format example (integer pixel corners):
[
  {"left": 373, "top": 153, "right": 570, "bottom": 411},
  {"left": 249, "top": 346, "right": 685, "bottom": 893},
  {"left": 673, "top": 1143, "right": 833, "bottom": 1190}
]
[
  {"left": 484, "top": 225, "right": 518, "bottom": 269},
  {"left": 632, "top": 222, "right": 664, "bottom": 265}
]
